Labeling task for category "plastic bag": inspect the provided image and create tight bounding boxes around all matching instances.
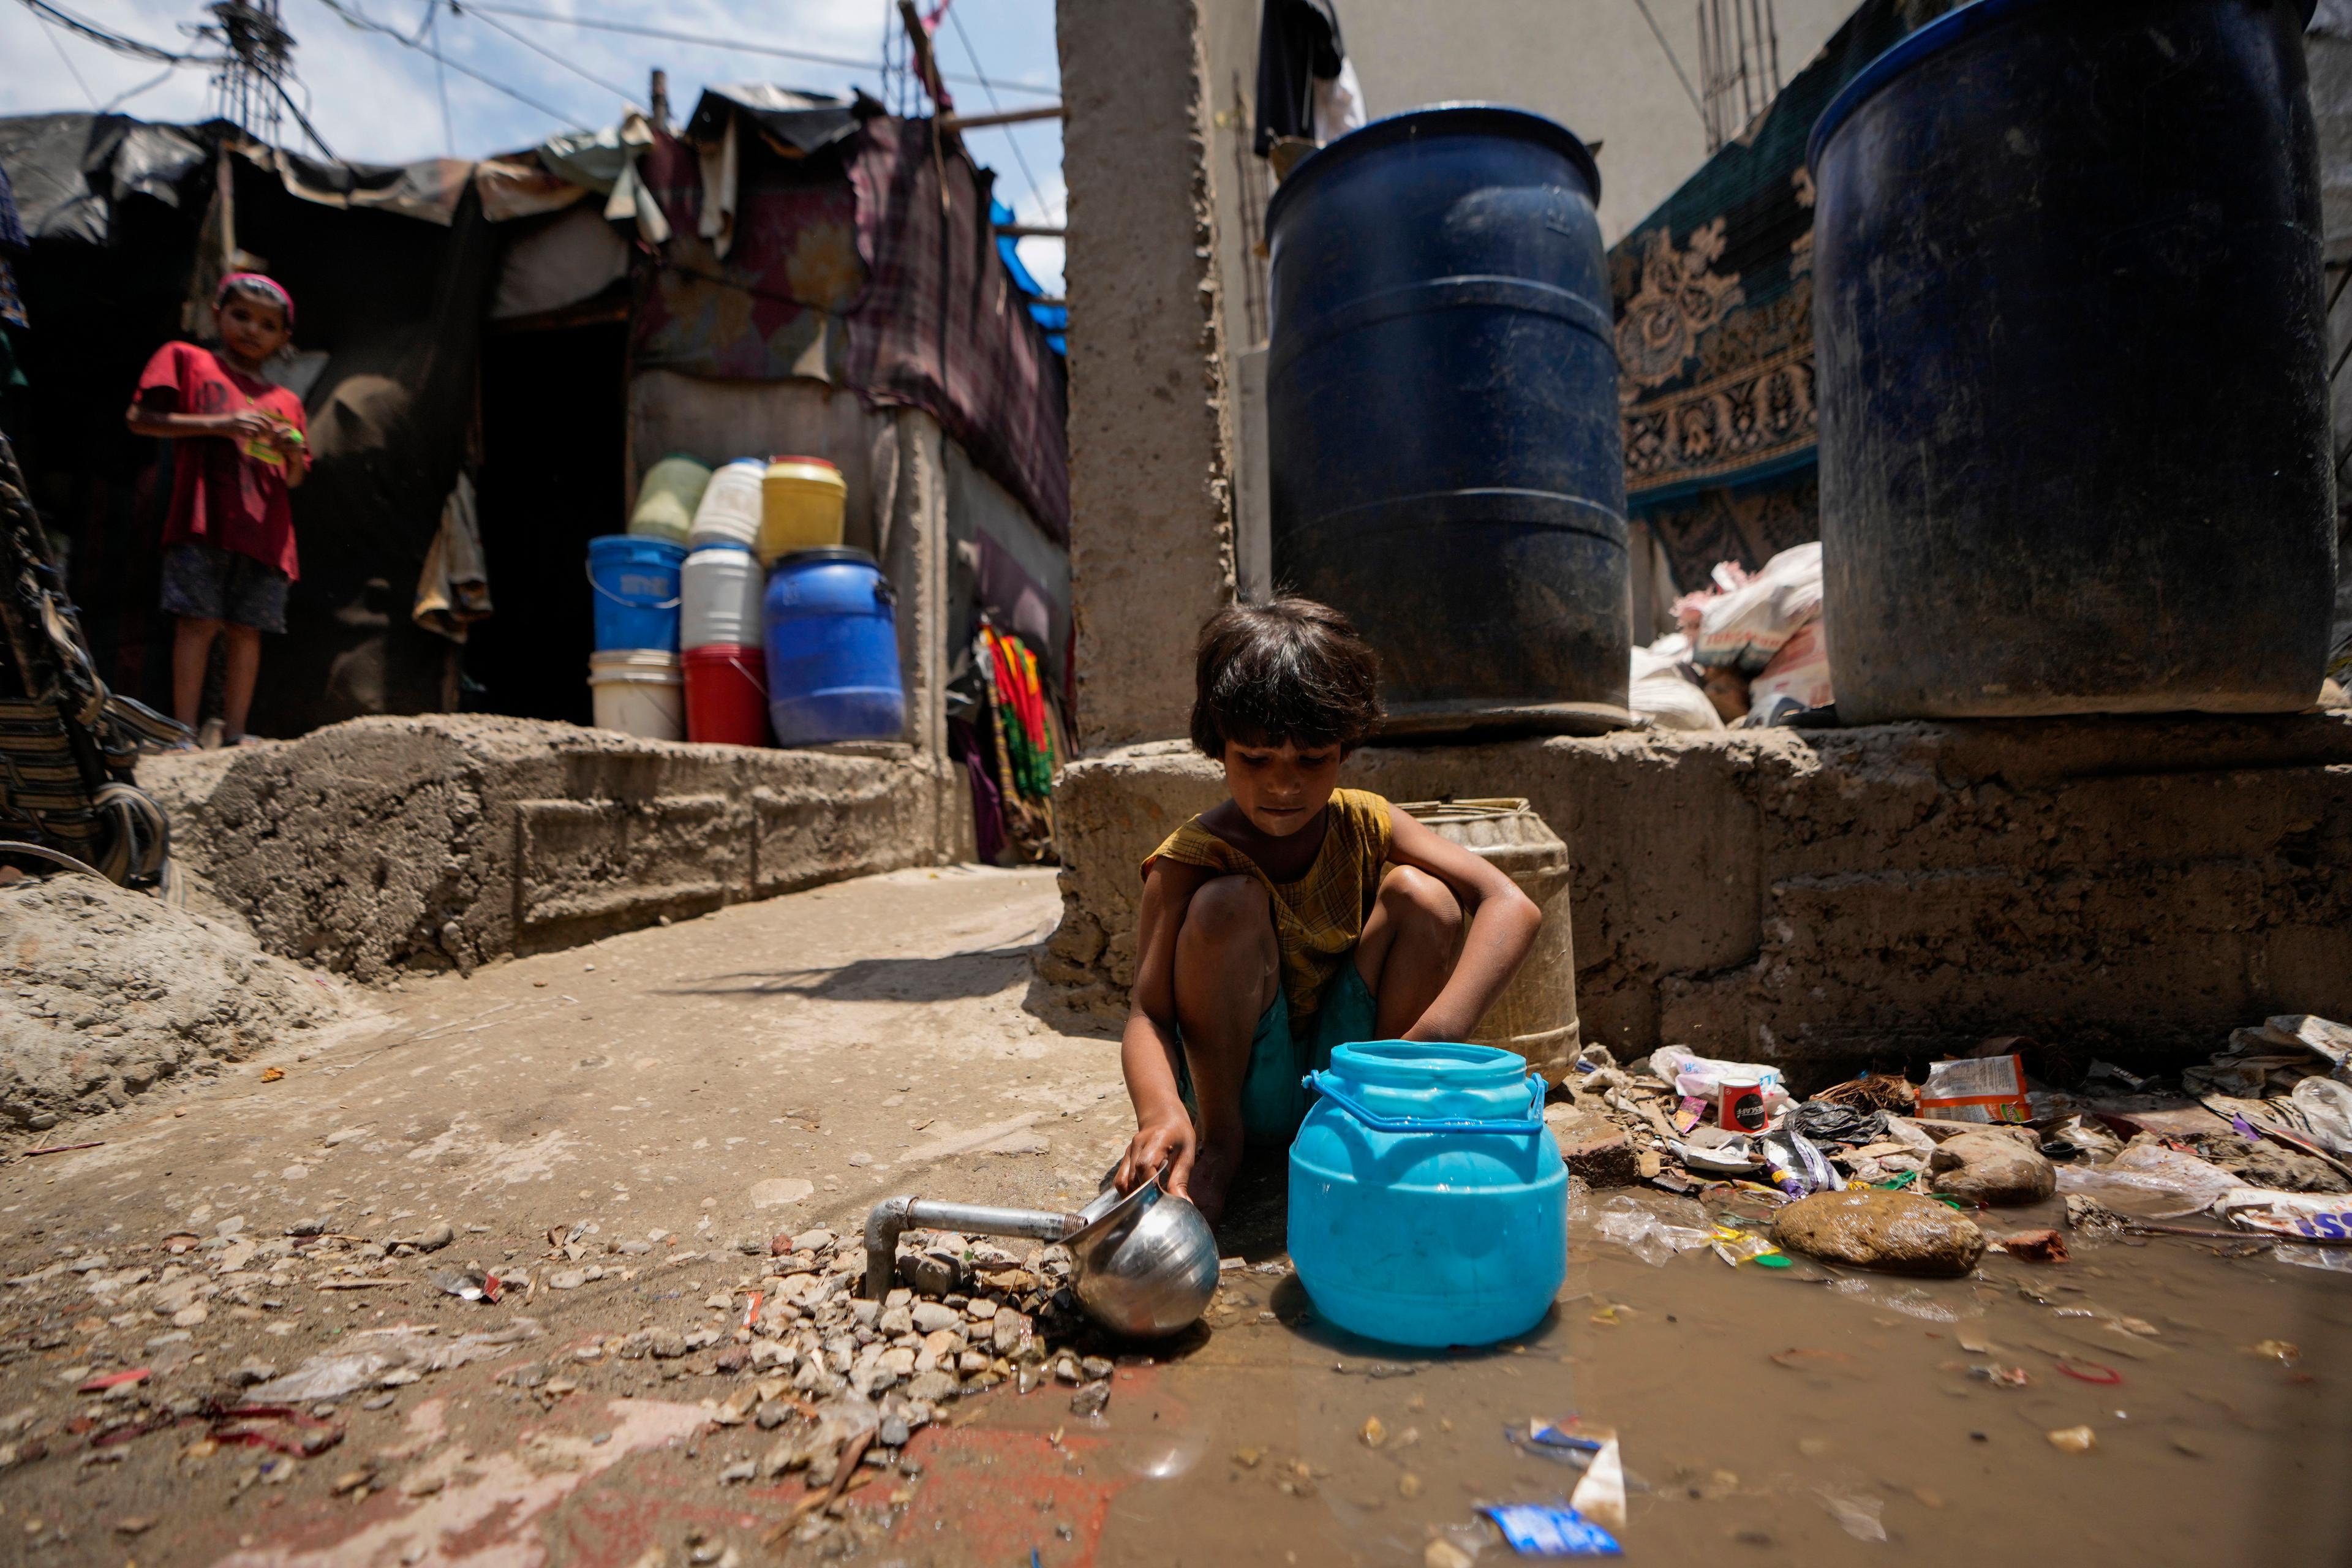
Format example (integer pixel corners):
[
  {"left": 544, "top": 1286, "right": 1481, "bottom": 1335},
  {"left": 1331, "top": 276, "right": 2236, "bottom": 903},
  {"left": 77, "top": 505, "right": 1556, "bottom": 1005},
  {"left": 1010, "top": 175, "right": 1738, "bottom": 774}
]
[
  {"left": 1649, "top": 1046, "right": 1792, "bottom": 1114},
  {"left": 1918, "top": 1054, "right": 2030, "bottom": 1124},
  {"left": 1691, "top": 542, "right": 1822, "bottom": 673},
  {"left": 2055, "top": 1144, "right": 2241, "bottom": 1218},
  {"left": 1746, "top": 618, "right": 1833, "bottom": 717},
  {"left": 1586, "top": 1193, "right": 1712, "bottom": 1267}
]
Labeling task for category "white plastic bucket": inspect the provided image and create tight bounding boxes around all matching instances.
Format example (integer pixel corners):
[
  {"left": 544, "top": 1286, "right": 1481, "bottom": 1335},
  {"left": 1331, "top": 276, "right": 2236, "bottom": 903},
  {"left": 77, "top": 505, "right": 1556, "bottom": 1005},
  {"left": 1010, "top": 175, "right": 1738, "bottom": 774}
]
[
  {"left": 587, "top": 649, "right": 684, "bottom": 740},
  {"left": 688, "top": 458, "right": 766, "bottom": 552},
  {"left": 680, "top": 544, "right": 766, "bottom": 650}
]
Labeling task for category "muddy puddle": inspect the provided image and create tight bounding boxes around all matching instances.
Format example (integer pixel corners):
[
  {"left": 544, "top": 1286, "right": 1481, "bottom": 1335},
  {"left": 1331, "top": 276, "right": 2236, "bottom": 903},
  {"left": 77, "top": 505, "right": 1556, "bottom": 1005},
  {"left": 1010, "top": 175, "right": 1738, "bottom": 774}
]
[{"left": 928, "top": 1174, "right": 2352, "bottom": 1567}]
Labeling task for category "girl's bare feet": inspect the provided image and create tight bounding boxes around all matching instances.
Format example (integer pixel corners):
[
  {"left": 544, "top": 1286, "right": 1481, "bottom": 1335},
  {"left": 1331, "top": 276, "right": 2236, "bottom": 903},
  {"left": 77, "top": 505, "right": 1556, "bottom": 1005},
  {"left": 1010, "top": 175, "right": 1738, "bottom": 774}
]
[{"left": 1183, "top": 1133, "right": 1243, "bottom": 1223}]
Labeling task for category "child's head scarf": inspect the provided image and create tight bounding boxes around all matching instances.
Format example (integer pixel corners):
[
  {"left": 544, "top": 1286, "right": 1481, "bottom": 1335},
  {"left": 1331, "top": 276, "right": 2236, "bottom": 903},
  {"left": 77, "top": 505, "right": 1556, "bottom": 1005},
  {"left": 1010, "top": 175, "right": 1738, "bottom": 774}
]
[{"left": 217, "top": 272, "right": 295, "bottom": 328}]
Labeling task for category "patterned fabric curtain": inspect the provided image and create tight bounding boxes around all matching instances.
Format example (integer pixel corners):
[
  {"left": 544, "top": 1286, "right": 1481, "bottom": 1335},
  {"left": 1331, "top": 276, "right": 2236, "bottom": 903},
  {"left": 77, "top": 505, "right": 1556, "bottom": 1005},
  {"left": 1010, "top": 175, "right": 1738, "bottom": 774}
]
[{"left": 1610, "top": 0, "right": 1958, "bottom": 590}]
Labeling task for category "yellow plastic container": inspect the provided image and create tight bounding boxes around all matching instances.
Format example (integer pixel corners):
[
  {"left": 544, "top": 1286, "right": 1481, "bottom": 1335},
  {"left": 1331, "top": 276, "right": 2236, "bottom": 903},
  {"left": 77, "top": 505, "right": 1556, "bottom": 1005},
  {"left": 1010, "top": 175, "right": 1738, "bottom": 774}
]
[{"left": 759, "top": 456, "right": 847, "bottom": 564}]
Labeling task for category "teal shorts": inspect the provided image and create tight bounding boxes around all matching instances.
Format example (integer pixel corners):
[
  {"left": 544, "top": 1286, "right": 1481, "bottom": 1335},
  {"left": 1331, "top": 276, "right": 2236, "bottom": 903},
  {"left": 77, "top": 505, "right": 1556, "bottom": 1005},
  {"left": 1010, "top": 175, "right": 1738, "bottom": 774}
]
[{"left": 1177, "top": 961, "right": 1381, "bottom": 1144}]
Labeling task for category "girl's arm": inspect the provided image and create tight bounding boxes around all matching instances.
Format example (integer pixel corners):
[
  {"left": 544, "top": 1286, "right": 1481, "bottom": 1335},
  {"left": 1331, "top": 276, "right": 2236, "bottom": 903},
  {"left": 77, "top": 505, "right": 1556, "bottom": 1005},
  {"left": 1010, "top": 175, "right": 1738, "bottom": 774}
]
[
  {"left": 125, "top": 401, "right": 277, "bottom": 443},
  {"left": 1113, "top": 859, "right": 1213, "bottom": 1198},
  {"left": 1384, "top": 809, "right": 1544, "bottom": 1044}
]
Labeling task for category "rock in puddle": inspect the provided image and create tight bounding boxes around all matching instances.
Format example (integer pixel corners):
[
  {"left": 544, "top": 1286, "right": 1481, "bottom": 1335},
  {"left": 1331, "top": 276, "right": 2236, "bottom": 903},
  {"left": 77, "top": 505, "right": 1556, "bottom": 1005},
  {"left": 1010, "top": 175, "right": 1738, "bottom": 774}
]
[
  {"left": 1931, "top": 1131, "right": 2057, "bottom": 1206},
  {"left": 1772, "top": 1189, "right": 1985, "bottom": 1276}
]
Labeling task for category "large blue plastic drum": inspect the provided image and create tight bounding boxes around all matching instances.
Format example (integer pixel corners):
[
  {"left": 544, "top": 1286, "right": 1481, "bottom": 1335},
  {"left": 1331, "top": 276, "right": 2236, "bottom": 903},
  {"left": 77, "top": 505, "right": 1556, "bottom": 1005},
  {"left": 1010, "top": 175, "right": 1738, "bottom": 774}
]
[
  {"left": 761, "top": 548, "right": 905, "bottom": 745},
  {"left": 1289, "top": 1040, "right": 1566, "bottom": 1348},
  {"left": 1265, "top": 105, "right": 1629, "bottom": 736},
  {"left": 1810, "top": 0, "right": 2335, "bottom": 720}
]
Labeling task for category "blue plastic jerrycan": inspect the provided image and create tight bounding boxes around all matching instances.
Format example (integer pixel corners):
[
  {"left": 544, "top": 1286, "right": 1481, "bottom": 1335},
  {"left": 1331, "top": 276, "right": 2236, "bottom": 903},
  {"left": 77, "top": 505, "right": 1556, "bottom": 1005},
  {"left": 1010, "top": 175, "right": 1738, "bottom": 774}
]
[{"left": 1287, "top": 1039, "right": 1567, "bottom": 1348}]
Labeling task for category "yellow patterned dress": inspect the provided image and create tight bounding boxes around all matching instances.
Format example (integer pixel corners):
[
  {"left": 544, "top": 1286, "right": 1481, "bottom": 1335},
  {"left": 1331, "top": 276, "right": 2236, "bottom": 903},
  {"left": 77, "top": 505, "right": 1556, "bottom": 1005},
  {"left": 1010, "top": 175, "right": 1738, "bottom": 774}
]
[{"left": 1142, "top": 788, "right": 1393, "bottom": 1138}]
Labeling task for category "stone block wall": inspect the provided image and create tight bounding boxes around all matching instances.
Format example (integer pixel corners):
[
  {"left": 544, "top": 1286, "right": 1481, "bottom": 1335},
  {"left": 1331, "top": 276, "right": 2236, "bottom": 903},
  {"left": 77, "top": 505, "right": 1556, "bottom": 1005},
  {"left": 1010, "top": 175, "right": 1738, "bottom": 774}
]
[
  {"left": 1042, "top": 712, "right": 2352, "bottom": 1080},
  {"left": 149, "top": 715, "right": 967, "bottom": 981}
]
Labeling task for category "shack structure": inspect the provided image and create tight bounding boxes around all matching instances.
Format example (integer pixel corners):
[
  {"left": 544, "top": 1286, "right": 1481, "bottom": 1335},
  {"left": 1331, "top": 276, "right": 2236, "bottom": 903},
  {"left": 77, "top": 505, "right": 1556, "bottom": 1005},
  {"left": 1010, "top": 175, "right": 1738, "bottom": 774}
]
[{"left": 0, "top": 90, "right": 1069, "bottom": 786}]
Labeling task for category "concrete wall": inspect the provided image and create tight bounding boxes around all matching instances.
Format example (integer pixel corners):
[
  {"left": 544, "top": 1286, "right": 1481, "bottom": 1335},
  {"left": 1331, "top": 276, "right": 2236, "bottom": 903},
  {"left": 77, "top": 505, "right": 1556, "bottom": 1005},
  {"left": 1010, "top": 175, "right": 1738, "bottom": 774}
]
[
  {"left": 1058, "top": 0, "right": 1238, "bottom": 751},
  {"left": 148, "top": 715, "right": 971, "bottom": 982},
  {"left": 1041, "top": 712, "right": 2352, "bottom": 1080}
]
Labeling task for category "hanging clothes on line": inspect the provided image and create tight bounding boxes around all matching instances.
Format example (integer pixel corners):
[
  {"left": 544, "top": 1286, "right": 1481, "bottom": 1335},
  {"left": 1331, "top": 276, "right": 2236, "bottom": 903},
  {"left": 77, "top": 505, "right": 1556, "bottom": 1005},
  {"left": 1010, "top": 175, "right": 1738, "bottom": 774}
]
[{"left": 973, "top": 624, "right": 1057, "bottom": 864}]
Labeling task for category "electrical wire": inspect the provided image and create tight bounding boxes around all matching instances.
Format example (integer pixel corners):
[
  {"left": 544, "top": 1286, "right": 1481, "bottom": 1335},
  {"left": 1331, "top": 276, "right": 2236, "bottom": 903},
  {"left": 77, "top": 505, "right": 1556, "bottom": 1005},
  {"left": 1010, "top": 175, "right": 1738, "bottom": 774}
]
[
  {"left": 426, "top": 0, "right": 453, "bottom": 156},
  {"left": 15, "top": 0, "right": 222, "bottom": 65},
  {"left": 464, "top": 0, "right": 1058, "bottom": 98},
  {"left": 307, "top": 0, "right": 580, "bottom": 123},
  {"left": 450, "top": 0, "right": 636, "bottom": 106},
  {"left": 944, "top": 1, "right": 1049, "bottom": 222},
  {"left": 102, "top": 64, "right": 175, "bottom": 111},
  {"left": 1627, "top": 0, "right": 1707, "bottom": 127},
  {"left": 36, "top": 12, "right": 103, "bottom": 107}
]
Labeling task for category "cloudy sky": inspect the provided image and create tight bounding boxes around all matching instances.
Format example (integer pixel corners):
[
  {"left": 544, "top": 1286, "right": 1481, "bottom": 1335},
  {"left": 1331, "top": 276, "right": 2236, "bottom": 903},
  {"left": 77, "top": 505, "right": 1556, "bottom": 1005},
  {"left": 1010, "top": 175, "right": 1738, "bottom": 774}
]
[{"left": 1, "top": 0, "right": 1066, "bottom": 288}]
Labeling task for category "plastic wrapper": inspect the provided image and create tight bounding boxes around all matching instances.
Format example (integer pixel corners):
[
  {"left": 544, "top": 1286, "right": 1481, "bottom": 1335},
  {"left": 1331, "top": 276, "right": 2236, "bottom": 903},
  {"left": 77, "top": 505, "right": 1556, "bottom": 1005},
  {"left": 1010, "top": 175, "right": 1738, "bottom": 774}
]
[
  {"left": 1918, "top": 1054, "right": 2030, "bottom": 1123},
  {"left": 2212, "top": 1187, "right": 2352, "bottom": 1239},
  {"left": 2055, "top": 1143, "right": 2242, "bottom": 1218},
  {"left": 1584, "top": 1193, "right": 1712, "bottom": 1267}
]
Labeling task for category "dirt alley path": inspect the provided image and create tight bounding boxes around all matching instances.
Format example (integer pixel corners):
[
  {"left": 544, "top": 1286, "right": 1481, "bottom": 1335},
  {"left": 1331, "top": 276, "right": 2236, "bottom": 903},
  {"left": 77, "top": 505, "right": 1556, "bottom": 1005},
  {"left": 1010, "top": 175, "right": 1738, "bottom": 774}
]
[{"left": 2, "top": 865, "right": 2350, "bottom": 1567}]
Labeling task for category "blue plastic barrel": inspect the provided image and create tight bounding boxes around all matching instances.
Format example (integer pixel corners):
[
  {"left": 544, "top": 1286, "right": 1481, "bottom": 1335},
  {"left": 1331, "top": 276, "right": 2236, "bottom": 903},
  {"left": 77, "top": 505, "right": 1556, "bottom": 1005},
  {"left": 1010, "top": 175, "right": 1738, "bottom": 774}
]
[
  {"left": 1288, "top": 1041, "right": 1566, "bottom": 1347},
  {"left": 587, "top": 535, "right": 686, "bottom": 653},
  {"left": 1809, "top": 0, "right": 2335, "bottom": 720},
  {"left": 1265, "top": 105, "right": 1629, "bottom": 736},
  {"left": 762, "top": 548, "right": 905, "bottom": 745}
]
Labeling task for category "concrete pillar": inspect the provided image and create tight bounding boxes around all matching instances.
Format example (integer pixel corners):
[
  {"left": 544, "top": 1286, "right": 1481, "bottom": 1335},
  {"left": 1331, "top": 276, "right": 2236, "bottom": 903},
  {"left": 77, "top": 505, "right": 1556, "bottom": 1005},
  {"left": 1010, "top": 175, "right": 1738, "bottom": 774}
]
[{"left": 1058, "top": 0, "right": 1237, "bottom": 750}]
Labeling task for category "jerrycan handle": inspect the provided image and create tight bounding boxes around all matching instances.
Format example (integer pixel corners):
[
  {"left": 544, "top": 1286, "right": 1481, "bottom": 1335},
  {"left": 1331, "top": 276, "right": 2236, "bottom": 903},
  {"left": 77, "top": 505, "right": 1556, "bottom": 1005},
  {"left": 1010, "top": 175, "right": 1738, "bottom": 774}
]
[{"left": 1303, "top": 1070, "right": 1547, "bottom": 1135}]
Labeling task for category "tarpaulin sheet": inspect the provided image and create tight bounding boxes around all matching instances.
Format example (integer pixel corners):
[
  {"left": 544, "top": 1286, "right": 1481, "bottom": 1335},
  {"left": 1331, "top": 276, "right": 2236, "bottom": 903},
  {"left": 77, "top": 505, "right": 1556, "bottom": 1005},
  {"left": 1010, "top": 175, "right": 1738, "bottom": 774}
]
[
  {"left": 634, "top": 112, "right": 1068, "bottom": 543},
  {"left": 0, "top": 113, "right": 208, "bottom": 243}
]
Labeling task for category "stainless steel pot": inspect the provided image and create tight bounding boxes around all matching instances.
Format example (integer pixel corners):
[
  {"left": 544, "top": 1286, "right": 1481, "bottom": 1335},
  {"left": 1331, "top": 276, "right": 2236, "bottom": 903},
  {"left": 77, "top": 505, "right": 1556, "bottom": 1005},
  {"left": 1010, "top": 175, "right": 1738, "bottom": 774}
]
[{"left": 861, "top": 1175, "right": 1219, "bottom": 1339}]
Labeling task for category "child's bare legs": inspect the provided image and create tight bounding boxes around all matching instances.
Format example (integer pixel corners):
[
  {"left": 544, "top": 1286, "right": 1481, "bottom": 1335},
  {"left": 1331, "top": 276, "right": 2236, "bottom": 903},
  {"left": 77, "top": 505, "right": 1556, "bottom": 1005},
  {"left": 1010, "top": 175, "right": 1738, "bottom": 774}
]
[
  {"left": 172, "top": 616, "right": 219, "bottom": 730},
  {"left": 173, "top": 618, "right": 264, "bottom": 741},
  {"left": 219, "top": 624, "right": 262, "bottom": 741},
  {"left": 1354, "top": 865, "right": 1464, "bottom": 1036},
  {"left": 1172, "top": 874, "right": 1279, "bottom": 1221}
]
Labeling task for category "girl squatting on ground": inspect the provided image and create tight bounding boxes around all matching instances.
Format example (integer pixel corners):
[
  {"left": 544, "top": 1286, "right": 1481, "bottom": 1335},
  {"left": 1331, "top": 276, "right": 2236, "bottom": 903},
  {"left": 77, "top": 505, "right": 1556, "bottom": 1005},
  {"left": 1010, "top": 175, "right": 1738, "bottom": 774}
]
[{"left": 1114, "top": 598, "right": 1544, "bottom": 1220}]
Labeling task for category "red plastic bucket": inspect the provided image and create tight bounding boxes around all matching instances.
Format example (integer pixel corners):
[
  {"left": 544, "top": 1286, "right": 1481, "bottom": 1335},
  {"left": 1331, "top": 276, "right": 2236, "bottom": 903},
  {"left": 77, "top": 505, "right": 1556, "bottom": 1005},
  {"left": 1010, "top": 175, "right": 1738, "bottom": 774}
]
[{"left": 682, "top": 643, "right": 770, "bottom": 747}]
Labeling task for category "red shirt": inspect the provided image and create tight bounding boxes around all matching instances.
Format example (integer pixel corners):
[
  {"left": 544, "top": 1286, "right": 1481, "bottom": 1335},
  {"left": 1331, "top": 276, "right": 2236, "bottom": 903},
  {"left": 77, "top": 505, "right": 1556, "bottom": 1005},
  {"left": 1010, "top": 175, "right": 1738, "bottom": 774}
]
[{"left": 136, "top": 341, "right": 307, "bottom": 579}]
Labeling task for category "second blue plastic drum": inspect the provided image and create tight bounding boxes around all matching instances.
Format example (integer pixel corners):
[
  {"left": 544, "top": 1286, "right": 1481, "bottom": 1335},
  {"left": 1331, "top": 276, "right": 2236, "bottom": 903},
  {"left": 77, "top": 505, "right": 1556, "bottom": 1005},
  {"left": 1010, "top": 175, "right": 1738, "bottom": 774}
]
[{"left": 761, "top": 547, "right": 905, "bottom": 745}]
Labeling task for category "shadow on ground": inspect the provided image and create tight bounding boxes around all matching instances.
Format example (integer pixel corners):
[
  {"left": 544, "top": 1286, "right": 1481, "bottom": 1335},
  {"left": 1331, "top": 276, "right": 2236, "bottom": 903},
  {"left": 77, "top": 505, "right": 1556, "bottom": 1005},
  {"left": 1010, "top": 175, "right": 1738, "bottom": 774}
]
[{"left": 660, "top": 942, "right": 1039, "bottom": 1003}]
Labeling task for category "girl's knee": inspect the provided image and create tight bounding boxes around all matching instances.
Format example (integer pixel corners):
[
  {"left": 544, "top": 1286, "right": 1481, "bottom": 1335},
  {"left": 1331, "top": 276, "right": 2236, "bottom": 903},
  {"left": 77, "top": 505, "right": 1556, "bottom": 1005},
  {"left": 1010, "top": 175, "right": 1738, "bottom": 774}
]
[
  {"left": 1182, "top": 875, "right": 1272, "bottom": 944},
  {"left": 1380, "top": 865, "right": 1462, "bottom": 941}
]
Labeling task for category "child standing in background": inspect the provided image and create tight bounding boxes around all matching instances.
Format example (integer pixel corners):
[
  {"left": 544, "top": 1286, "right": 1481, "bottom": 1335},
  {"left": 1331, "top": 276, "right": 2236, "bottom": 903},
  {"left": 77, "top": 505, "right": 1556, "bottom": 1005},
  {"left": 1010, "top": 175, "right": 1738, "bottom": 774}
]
[{"left": 124, "top": 273, "right": 309, "bottom": 746}]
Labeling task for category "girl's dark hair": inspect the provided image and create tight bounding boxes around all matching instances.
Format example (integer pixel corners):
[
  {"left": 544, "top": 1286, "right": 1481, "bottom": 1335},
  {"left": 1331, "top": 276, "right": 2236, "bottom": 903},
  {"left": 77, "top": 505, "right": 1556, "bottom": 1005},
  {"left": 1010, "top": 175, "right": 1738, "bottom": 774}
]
[{"left": 1191, "top": 597, "right": 1384, "bottom": 757}]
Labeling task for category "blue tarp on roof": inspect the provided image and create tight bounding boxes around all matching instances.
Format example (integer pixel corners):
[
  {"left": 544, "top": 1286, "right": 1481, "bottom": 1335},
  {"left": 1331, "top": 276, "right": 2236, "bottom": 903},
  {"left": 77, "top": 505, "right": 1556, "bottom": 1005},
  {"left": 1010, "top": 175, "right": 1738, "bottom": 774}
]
[{"left": 992, "top": 197, "right": 1064, "bottom": 355}]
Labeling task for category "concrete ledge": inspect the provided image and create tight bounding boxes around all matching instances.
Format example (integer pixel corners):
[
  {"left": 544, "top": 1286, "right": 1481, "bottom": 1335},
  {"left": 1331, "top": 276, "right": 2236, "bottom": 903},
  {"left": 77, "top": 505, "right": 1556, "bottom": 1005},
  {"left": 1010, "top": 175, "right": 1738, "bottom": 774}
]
[
  {"left": 148, "top": 717, "right": 969, "bottom": 980},
  {"left": 1044, "top": 712, "right": 2352, "bottom": 1079}
]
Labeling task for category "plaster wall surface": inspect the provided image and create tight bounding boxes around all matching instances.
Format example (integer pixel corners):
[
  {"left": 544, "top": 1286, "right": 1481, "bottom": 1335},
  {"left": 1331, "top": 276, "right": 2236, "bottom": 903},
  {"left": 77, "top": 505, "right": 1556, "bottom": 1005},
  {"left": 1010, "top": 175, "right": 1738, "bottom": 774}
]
[
  {"left": 1042, "top": 713, "right": 2352, "bottom": 1080},
  {"left": 1058, "top": 0, "right": 1237, "bottom": 751},
  {"left": 146, "top": 715, "right": 967, "bottom": 982}
]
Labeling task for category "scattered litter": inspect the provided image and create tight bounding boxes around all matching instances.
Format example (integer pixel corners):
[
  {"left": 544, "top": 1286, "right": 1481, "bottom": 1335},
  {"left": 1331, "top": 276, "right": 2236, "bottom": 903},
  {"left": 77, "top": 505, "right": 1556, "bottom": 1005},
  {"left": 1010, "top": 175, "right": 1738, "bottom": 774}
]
[
  {"left": 1566, "top": 1436, "right": 1626, "bottom": 1531},
  {"left": 2045, "top": 1425, "right": 2097, "bottom": 1454},
  {"left": 1918, "top": 1055, "right": 2030, "bottom": 1125},
  {"left": 1585, "top": 1193, "right": 1711, "bottom": 1267},
  {"left": 1482, "top": 1502, "right": 1622, "bottom": 1556},
  {"left": 1819, "top": 1490, "right": 1887, "bottom": 1542}
]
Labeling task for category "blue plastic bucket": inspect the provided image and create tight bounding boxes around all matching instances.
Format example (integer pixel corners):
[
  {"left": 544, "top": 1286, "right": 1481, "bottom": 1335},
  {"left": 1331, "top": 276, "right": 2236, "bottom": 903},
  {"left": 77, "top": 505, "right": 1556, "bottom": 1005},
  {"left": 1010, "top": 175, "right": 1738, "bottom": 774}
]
[
  {"left": 588, "top": 535, "right": 686, "bottom": 652},
  {"left": 1288, "top": 1040, "right": 1566, "bottom": 1347},
  {"left": 762, "top": 547, "right": 905, "bottom": 745}
]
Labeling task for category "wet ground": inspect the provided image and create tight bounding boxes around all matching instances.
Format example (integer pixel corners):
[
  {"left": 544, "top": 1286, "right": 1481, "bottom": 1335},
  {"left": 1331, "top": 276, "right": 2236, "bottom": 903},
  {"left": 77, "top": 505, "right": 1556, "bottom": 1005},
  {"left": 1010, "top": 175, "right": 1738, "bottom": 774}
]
[{"left": 0, "top": 865, "right": 2347, "bottom": 1565}]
